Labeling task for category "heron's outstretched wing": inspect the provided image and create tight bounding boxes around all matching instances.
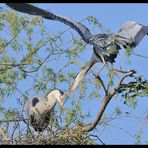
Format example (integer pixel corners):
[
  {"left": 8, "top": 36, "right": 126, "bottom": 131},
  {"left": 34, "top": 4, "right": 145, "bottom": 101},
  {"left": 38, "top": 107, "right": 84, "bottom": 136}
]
[
  {"left": 115, "top": 21, "right": 148, "bottom": 49},
  {"left": 6, "top": 3, "right": 92, "bottom": 43}
]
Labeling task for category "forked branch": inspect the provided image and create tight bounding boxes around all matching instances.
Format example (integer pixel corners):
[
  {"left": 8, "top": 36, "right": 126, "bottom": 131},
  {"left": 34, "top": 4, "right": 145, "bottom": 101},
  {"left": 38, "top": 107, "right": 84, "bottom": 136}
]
[{"left": 81, "top": 70, "right": 136, "bottom": 132}]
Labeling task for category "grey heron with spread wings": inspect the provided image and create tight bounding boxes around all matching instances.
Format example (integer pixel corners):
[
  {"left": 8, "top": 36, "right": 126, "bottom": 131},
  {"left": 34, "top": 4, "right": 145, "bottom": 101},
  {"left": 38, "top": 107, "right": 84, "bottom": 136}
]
[
  {"left": 6, "top": 3, "right": 148, "bottom": 95},
  {"left": 26, "top": 89, "right": 64, "bottom": 132}
]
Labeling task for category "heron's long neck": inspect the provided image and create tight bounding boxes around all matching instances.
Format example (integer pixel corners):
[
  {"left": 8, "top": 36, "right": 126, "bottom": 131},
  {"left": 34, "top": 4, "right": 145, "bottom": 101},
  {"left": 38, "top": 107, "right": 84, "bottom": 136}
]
[{"left": 47, "top": 93, "right": 57, "bottom": 108}]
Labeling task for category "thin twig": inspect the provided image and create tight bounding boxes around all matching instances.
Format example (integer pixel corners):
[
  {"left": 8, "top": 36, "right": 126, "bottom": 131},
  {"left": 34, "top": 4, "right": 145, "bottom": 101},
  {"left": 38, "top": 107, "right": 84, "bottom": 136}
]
[
  {"left": 132, "top": 51, "right": 148, "bottom": 60},
  {"left": 11, "top": 102, "right": 26, "bottom": 140},
  {"left": 113, "top": 68, "right": 131, "bottom": 74},
  {"left": 94, "top": 74, "right": 108, "bottom": 95},
  {"left": 0, "top": 127, "right": 10, "bottom": 141},
  {"left": 89, "top": 134, "right": 105, "bottom": 145}
]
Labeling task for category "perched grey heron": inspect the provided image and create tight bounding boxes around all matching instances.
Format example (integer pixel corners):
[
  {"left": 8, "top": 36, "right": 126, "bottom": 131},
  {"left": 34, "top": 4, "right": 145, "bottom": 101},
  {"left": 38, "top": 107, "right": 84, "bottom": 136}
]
[
  {"left": 6, "top": 3, "right": 148, "bottom": 95},
  {"left": 26, "top": 89, "right": 64, "bottom": 132}
]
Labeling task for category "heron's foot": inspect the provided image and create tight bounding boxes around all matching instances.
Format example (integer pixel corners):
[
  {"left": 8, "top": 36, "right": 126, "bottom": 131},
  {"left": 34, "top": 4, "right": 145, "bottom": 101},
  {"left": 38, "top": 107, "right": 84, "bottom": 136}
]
[{"left": 128, "top": 69, "right": 137, "bottom": 76}]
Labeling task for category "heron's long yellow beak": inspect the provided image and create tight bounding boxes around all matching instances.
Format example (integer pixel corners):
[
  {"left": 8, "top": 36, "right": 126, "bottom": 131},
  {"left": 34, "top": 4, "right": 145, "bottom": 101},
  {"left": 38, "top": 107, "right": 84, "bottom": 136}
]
[{"left": 58, "top": 95, "right": 64, "bottom": 108}]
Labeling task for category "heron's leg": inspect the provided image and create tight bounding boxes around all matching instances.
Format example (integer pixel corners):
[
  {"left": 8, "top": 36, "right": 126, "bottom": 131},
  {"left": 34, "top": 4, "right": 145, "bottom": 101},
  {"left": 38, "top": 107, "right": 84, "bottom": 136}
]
[
  {"left": 96, "top": 55, "right": 107, "bottom": 76},
  {"left": 95, "top": 56, "right": 114, "bottom": 79}
]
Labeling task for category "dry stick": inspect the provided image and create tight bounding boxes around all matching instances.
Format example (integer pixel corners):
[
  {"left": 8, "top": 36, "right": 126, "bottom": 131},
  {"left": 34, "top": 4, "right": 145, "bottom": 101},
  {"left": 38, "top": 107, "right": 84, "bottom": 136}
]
[
  {"left": 0, "top": 127, "right": 10, "bottom": 141},
  {"left": 89, "top": 134, "right": 105, "bottom": 145},
  {"left": 113, "top": 68, "right": 131, "bottom": 74},
  {"left": 94, "top": 74, "right": 108, "bottom": 95},
  {"left": 0, "top": 63, "right": 27, "bottom": 67},
  {"left": 10, "top": 101, "right": 26, "bottom": 140},
  {"left": 0, "top": 118, "right": 28, "bottom": 123},
  {"left": 82, "top": 70, "right": 135, "bottom": 132}
]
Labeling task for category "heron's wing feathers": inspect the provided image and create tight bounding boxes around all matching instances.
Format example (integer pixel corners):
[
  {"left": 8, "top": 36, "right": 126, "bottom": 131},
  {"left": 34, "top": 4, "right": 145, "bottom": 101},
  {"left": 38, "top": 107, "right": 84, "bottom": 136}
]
[
  {"left": 29, "top": 101, "right": 54, "bottom": 132},
  {"left": 115, "top": 21, "right": 148, "bottom": 48},
  {"left": 31, "top": 100, "right": 54, "bottom": 115},
  {"left": 6, "top": 3, "right": 91, "bottom": 43},
  {"left": 26, "top": 96, "right": 48, "bottom": 115}
]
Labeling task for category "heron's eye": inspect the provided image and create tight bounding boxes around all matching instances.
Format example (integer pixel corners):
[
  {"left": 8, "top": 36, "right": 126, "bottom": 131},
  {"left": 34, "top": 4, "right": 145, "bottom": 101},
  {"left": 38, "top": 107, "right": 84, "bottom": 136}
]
[
  {"left": 32, "top": 97, "right": 39, "bottom": 107},
  {"left": 59, "top": 90, "right": 64, "bottom": 96},
  {"left": 55, "top": 89, "right": 64, "bottom": 96}
]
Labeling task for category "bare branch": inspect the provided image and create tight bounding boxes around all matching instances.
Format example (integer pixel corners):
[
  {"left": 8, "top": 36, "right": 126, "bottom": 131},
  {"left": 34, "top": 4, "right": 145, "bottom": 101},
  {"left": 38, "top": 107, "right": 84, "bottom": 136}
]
[
  {"left": 109, "top": 70, "right": 136, "bottom": 98},
  {"left": 81, "top": 70, "right": 136, "bottom": 132},
  {"left": 0, "top": 127, "right": 10, "bottom": 141},
  {"left": 94, "top": 74, "right": 108, "bottom": 95},
  {"left": 89, "top": 134, "right": 105, "bottom": 145},
  {"left": 113, "top": 68, "right": 130, "bottom": 74}
]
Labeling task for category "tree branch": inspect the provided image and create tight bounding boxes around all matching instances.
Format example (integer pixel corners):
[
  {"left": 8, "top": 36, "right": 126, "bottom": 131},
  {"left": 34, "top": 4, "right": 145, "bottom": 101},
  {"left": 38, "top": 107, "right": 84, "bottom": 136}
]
[
  {"left": 0, "top": 127, "right": 10, "bottom": 141},
  {"left": 94, "top": 74, "right": 108, "bottom": 95},
  {"left": 81, "top": 70, "right": 136, "bottom": 132},
  {"left": 89, "top": 134, "right": 105, "bottom": 145}
]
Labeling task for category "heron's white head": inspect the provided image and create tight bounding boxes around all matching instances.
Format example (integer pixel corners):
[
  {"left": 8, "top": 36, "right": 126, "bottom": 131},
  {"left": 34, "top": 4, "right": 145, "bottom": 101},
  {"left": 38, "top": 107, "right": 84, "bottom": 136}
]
[{"left": 47, "top": 89, "right": 64, "bottom": 108}]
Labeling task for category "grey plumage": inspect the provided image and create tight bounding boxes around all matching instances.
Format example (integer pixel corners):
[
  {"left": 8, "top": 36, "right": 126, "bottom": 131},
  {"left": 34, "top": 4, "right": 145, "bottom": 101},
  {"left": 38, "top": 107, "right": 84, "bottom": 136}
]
[
  {"left": 26, "top": 89, "right": 64, "bottom": 132},
  {"left": 6, "top": 3, "right": 148, "bottom": 94},
  {"left": 115, "top": 21, "right": 148, "bottom": 48}
]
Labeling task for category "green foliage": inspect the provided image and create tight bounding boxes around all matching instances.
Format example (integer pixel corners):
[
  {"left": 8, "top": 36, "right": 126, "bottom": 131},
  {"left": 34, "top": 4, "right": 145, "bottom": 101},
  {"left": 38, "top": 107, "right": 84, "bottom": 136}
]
[
  {"left": 87, "top": 16, "right": 104, "bottom": 31},
  {"left": 87, "top": 16, "right": 111, "bottom": 33},
  {"left": 135, "top": 130, "right": 143, "bottom": 145},
  {"left": 126, "top": 45, "right": 133, "bottom": 57},
  {"left": 0, "top": 22, "right": 4, "bottom": 31},
  {"left": 120, "top": 76, "right": 148, "bottom": 109},
  {"left": 0, "top": 7, "right": 147, "bottom": 145},
  {"left": 107, "top": 68, "right": 116, "bottom": 89},
  {"left": 4, "top": 108, "right": 17, "bottom": 120}
]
